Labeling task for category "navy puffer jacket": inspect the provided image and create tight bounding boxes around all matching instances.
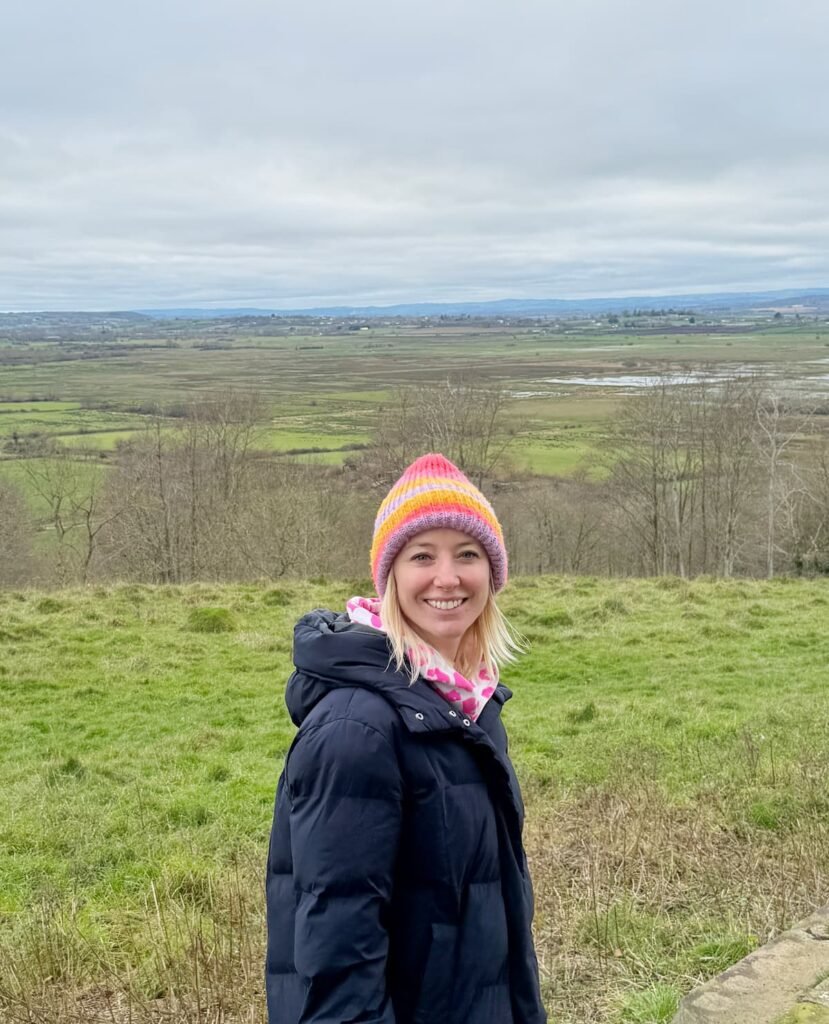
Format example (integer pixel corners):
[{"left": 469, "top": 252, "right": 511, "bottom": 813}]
[{"left": 265, "top": 609, "right": 546, "bottom": 1024}]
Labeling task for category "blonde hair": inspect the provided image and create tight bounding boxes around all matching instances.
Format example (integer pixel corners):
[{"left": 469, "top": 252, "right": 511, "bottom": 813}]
[{"left": 379, "top": 571, "right": 524, "bottom": 684}]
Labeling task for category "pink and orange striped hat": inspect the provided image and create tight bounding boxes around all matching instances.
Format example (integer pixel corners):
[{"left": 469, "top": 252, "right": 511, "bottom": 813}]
[{"left": 370, "top": 453, "right": 508, "bottom": 597}]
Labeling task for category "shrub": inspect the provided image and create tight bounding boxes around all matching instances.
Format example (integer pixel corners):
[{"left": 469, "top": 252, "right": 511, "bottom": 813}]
[
  {"left": 187, "top": 607, "right": 236, "bottom": 633},
  {"left": 619, "top": 984, "right": 681, "bottom": 1022}
]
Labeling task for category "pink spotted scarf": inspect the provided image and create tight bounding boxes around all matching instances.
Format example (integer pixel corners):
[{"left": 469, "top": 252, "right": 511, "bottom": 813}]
[{"left": 346, "top": 596, "right": 498, "bottom": 722}]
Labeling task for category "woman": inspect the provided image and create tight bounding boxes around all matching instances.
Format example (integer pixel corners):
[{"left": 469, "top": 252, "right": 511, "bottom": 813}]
[{"left": 265, "top": 453, "right": 546, "bottom": 1024}]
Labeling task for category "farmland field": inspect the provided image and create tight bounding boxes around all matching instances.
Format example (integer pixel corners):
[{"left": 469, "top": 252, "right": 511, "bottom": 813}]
[
  {"left": 1, "top": 322, "right": 829, "bottom": 487},
  {"left": 1, "top": 576, "right": 828, "bottom": 1022}
]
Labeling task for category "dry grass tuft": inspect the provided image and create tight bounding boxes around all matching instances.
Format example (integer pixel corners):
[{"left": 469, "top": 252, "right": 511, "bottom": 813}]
[
  {"left": 0, "top": 855, "right": 267, "bottom": 1024},
  {"left": 525, "top": 787, "right": 829, "bottom": 1023}
]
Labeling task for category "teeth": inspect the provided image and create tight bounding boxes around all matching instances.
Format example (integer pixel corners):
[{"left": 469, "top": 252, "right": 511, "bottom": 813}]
[{"left": 426, "top": 599, "right": 464, "bottom": 610}]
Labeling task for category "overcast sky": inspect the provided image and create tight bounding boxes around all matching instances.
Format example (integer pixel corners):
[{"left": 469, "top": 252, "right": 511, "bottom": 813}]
[{"left": 1, "top": 0, "right": 827, "bottom": 310}]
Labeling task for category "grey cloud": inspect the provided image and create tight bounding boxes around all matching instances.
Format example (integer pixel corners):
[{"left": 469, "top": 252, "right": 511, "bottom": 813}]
[{"left": 1, "top": 0, "right": 827, "bottom": 308}]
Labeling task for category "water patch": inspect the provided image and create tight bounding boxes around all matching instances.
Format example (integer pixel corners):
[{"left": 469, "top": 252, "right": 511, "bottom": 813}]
[
  {"left": 540, "top": 375, "right": 656, "bottom": 388},
  {"left": 538, "top": 370, "right": 753, "bottom": 389},
  {"left": 528, "top": 364, "right": 829, "bottom": 395},
  {"left": 514, "top": 363, "right": 829, "bottom": 400},
  {"left": 509, "top": 390, "right": 568, "bottom": 398}
]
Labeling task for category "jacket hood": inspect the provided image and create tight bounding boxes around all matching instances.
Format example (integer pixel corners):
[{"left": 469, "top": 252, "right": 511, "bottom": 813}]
[{"left": 285, "top": 608, "right": 512, "bottom": 728}]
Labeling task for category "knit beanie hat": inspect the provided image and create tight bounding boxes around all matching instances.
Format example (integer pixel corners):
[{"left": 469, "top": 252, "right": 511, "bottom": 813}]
[{"left": 370, "top": 453, "right": 508, "bottom": 597}]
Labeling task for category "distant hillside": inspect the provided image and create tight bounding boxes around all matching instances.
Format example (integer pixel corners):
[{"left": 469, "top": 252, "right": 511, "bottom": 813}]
[{"left": 136, "top": 287, "right": 829, "bottom": 319}]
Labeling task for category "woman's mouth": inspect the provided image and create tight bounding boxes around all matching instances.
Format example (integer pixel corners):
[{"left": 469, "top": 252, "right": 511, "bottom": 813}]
[{"left": 424, "top": 598, "right": 466, "bottom": 611}]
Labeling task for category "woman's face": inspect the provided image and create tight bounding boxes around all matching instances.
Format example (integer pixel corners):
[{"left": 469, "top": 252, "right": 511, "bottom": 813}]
[{"left": 391, "top": 527, "right": 491, "bottom": 664}]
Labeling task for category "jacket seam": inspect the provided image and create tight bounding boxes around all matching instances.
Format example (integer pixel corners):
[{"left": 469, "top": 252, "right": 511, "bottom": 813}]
[{"left": 292, "top": 713, "right": 399, "bottom": 759}]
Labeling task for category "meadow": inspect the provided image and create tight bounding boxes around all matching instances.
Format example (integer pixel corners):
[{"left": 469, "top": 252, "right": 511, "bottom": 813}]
[
  {"left": 2, "top": 322, "right": 828, "bottom": 488},
  {"left": 2, "top": 574, "right": 828, "bottom": 1023}
]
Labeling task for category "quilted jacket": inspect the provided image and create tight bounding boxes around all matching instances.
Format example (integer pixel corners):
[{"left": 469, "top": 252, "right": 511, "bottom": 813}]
[{"left": 265, "top": 609, "right": 546, "bottom": 1024}]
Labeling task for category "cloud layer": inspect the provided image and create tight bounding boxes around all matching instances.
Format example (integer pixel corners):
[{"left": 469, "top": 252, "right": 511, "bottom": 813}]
[{"left": 2, "top": 0, "right": 827, "bottom": 309}]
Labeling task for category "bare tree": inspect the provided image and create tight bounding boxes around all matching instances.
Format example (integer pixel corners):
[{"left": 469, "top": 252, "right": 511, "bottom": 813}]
[
  {"left": 361, "top": 376, "right": 513, "bottom": 489},
  {"left": 604, "top": 375, "right": 701, "bottom": 576},
  {"left": 691, "top": 375, "right": 763, "bottom": 576},
  {"left": 359, "top": 388, "right": 421, "bottom": 486},
  {"left": 792, "top": 434, "right": 829, "bottom": 574},
  {"left": 500, "top": 474, "right": 606, "bottom": 575},
  {"left": 0, "top": 478, "right": 37, "bottom": 585},
  {"left": 102, "top": 391, "right": 276, "bottom": 582},
  {"left": 182, "top": 390, "right": 269, "bottom": 502},
  {"left": 103, "top": 418, "right": 197, "bottom": 583},
  {"left": 229, "top": 462, "right": 366, "bottom": 580},
  {"left": 19, "top": 443, "right": 121, "bottom": 584},
  {"left": 753, "top": 395, "right": 813, "bottom": 578}
]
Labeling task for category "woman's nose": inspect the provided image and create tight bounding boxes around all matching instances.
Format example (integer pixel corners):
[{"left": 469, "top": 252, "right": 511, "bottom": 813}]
[{"left": 433, "top": 559, "right": 460, "bottom": 588}]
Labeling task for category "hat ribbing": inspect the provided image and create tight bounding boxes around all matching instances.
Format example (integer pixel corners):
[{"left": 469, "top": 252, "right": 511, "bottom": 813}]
[{"left": 370, "top": 453, "right": 508, "bottom": 596}]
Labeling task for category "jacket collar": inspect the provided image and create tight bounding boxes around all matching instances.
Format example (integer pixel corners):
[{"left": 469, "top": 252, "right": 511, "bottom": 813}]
[
  {"left": 389, "top": 675, "right": 512, "bottom": 736},
  {"left": 287, "top": 608, "right": 512, "bottom": 736}
]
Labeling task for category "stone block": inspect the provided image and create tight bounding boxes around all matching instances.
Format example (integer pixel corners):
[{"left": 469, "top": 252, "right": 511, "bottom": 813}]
[{"left": 673, "top": 907, "right": 829, "bottom": 1024}]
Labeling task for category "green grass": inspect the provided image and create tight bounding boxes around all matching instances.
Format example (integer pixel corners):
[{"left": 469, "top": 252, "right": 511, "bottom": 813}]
[
  {"left": 0, "top": 457, "right": 108, "bottom": 518},
  {"left": 0, "top": 405, "right": 149, "bottom": 442},
  {"left": 257, "top": 429, "right": 370, "bottom": 453},
  {"left": 0, "top": 327, "right": 826, "bottom": 480},
  {"left": 1, "top": 576, "right": 828, "bottom": 1022},
  {"left": 498, "top": 577, "right": 829, "bottom": 796},
  {"left": 512, "top": 436, "right": 601, "bottom": 476},
  {"left": 284, "top": 449, "right": 355, "bottom": 465},
  {"left": 775, "top": 1008, "right": 829, "bottom": 1024},
  {"left": 59, "top": 429, "right": 145, "bottom": 450},
  {"left": 618, "top": 984, "right": 681, "bottom": 1023},
  {"left": 0, "top": 401, "right": 81, "bottom": 413}
]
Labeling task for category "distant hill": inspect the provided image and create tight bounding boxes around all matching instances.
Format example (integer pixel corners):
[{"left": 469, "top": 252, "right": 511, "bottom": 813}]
[{"left": 136, "top": 287, "right": 829, "bottom": 319}]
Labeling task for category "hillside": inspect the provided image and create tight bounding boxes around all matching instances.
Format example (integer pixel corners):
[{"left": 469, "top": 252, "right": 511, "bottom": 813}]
[{"left": 1, "top": 575, "right": 828, "bottom": 1023}]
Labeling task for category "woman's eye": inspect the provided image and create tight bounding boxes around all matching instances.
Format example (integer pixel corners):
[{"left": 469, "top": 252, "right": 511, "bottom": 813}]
[
  {"left": 460, "top": 550, "right": 480, "bottom": 559},
  {"left": 412, "top": 553, "right": 431, "bottom": 562}
]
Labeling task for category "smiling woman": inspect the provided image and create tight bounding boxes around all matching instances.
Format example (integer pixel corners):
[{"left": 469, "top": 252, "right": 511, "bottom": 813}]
[
  {"left": 265, "top": 453, "right": 546, "bottom": 1024},
  {"left": 390, "top": 529, "right": 491, "bottom": 663}
]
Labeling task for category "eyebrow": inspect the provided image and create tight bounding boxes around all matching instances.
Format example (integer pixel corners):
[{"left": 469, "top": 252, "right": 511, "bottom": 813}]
[{"left": 408, "top": 541, "right": 481, "bottom": 550}]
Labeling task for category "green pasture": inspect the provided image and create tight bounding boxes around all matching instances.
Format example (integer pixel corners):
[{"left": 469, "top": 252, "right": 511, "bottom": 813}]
[
  {"left": 284, "top": 449, "right": 353, "bottom": 465},
  {"left": 258, "top": 430, "right": 370, "bottom": 453},
  {"left": 0, "top": 403, "right": 152, "bottom": 447},
  {"left": 0, "top": 327, "right": 825, "bottom": 408},
  {"left": 0, "top": 459, "right": 41, "bottom": 494},
  {"left": 0, "top": 327, "right": 827, "bottom": 488},
  {"left": 59, "top": 429, "right": 144, "bottom": 450},
  {"left": 0, "top": 401, "right": 80, "bottom": 414},
  {"left": 0, "top": 458, "right": 109, "bottom": 522},
  {"left": 1, "top": 576, "right": 828, "bottom": 1022},
  {"left": 504, "top": 394, "right": 616, "bottom": 475},
  {"left": 510, "top": 395, "right": 621, "bottom": 422},
  {"left": 512, "top": 437, "right": 601, "bottom": 476}
]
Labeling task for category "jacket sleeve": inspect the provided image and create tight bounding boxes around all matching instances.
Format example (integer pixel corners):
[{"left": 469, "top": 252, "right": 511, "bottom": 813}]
[{"left": 285, "top": 715, "right": 403, "bottom": 1024}]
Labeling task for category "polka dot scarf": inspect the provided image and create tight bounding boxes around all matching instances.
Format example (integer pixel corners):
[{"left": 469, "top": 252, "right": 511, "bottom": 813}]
[{"left": 346, "top": 596, "right": 498, "bottom": 722}]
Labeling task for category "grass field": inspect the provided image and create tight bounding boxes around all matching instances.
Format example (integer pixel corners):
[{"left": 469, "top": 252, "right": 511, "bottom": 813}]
[
  {"left": 2, "top": 575, "right": 828, "bottom": 1023},
  {"left": 2, "top": 326, "right": 828, "bottom": 487}
]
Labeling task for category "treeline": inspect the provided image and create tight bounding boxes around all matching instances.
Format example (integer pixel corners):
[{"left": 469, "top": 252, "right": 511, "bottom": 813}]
[
  {"left": 506, "top": 377, "right": 829, "bottom": 578},
  {"left": 1, "top": 377, "right": 828, "bottom": 588}
]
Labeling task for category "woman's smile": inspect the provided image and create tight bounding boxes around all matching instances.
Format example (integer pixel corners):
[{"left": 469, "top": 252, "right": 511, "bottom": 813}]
[
  {"left": 424, "top": 597, "right": 466, "bottom": 610},
  {"left": 392, "top": 528, "right": 491, "bottom": 663}
]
